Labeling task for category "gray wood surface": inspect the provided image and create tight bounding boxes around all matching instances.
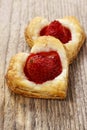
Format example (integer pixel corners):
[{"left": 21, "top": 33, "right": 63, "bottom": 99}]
[{"left": 0, "top": 0, "right": 87, "bottom": 130}]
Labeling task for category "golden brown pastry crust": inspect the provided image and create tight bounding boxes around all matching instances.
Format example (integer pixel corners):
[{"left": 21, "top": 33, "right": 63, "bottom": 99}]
[
  {"left": 25, "top": 17, "right": 49, "bottom": 47},
  {"left": 6, "top": 36, "right": 69, "bottom": 99},
  {"left": 25, "top": 16, "right": 85, "bottom": 63},
  {"left": 58, "top": 16, "right": 86, "bottom": 63}
]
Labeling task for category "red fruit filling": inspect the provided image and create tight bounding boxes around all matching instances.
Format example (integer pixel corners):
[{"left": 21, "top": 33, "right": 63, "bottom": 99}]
[
  {"left": 40, "top": 20, "right": 71, "bottom": 44},
  {"left": 24, "top": 51, "right": 62, "bottom": 84}
]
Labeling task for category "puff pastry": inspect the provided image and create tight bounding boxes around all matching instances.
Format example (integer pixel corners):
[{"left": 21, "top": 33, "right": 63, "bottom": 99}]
[
  {"left": 25, "top": 16, "right": 85, "bottom": 63},
  {"left": 6, "top": 36, "right": 69, "bottom": 99}
]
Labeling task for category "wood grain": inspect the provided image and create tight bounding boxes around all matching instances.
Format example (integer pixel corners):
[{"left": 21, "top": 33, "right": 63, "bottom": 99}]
[{"left": 0, "top": 0, "right": 87, "bottom": 130}]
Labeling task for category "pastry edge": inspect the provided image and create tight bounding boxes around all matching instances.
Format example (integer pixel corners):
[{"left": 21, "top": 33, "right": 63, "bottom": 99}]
[
  {"left": 6, "top": 80, "right": 67, "bottom": 99},
  {"left": 6, "top": 70, "right": 68, "bottom": 99}
]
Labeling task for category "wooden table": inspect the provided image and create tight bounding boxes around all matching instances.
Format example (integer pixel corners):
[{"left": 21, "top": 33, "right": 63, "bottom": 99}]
[{"left": 0, "top": 0, "right": 87, "bottom": 130}]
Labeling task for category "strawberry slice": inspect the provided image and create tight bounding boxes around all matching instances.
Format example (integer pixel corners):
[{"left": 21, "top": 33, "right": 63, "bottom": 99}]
[
  {"left": 24, "top": 51, "right": 62, "bottom": 84},
  {"left": 40, "top": 20, "right": 71, "bottom": 44}
]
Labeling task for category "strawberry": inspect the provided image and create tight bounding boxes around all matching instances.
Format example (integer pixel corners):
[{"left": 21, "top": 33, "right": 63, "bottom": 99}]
[
  {"left": 40, "top": 20, "right": 71, "bottom": 44},
  {"left": 24, "top": 51, "right": 62, "bottom": 84}
]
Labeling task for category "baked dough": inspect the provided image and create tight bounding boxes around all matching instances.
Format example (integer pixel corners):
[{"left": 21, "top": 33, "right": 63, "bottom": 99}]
[
  {"left": 6, "top": 36, "right": 69, "bottom": 99},
  {"left": 25, "top": 16, "right": 85, "bottom": 63}
]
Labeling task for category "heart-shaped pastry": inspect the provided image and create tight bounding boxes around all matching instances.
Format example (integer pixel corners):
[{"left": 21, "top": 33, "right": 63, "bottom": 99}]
[
  {"left": 25, "top": 16, "right": 85, "bottom": 63},
  {"left": 6, "top": 36, "right": 68, "bottom": 99}
]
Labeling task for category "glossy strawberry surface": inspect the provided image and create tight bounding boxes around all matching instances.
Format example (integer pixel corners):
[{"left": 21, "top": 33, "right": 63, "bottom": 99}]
[{"left": 24, "top": 51, "right": 62, "bottom": 84}]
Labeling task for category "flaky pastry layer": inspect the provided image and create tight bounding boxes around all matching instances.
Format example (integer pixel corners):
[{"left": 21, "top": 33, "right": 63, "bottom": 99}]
[{"left": 6, "top": 36, "right": 68, "bottom": 99}]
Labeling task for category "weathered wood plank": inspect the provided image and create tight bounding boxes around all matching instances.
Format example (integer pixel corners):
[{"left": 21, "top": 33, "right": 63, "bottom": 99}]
[
  {"left": 0, "top": 0, "right": 13, "bottom": 130},
  {"left": 3, "top": 0, "right": 22, "bottom": 130}
]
